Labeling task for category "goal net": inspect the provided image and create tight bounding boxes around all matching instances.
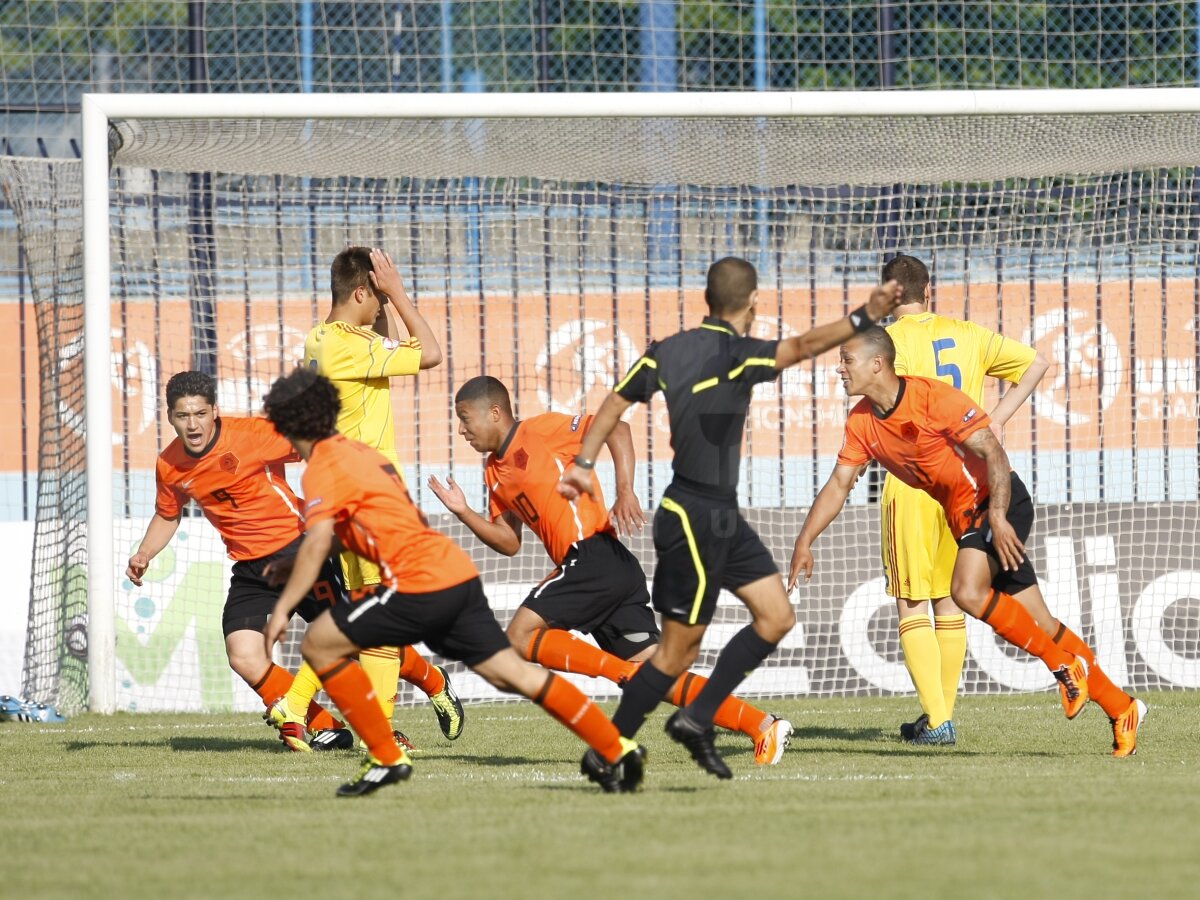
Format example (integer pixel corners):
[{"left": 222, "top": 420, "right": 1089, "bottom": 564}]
[{"left": 22, "top": 90, "right": 1200, "bottom": 712}]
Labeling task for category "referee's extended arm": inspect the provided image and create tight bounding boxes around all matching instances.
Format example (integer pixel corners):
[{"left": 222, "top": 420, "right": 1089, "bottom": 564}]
[{"left": 775, "top": 280, "right": 903, "bottom": 369}]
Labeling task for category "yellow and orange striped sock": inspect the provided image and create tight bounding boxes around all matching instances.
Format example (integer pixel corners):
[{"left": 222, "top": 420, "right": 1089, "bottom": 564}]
[
  {"left": 668, "top": 671, "right": 772, "bottom": 738},
  {"left": 934, "top": 614, "right": 968, "bottom": 720},
  {"left": 1052, "top": 623, "right": 1132, "bottom": 718},
  {"left": 248, "top": 662, "right": 293, "bottom": 707},
  {"left": 397, "top": 645, "right": 446, "bottom": 697},
  {"left": 534, "top": 672, "right": 625, "bottom": 764},
  {"left": 980, "top": 590, "right": 1073, "bottom": 670},
  {"left": 526, "top": 628, "right": 638, "bottom": 685},
  {"left": 316, "top": 658, "right": 402, "bottom": 766},
  {"left": 899, "top": 614, "right": 948, "bottom": 727},
  {"left": 360, "top": 646, "right": 401, "bottom": 721}
]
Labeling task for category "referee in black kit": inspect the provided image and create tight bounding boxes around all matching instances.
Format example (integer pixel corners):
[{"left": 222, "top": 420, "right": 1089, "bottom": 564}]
[{"left": 558, "top": 257, "right": 903, "bottom": 779}]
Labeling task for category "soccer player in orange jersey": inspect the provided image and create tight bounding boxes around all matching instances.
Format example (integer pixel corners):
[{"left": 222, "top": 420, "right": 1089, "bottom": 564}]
[
  {"left": 125, "top": 371, "right": 345, "bottom": 744},
  {"left": 788, "top": 328, "right": 1147, "bottom": 757},
  {"left": 261, "top": 368, "right": 646, "bottom": 796},
  {"left": 429, "top": 376, "right": 794, "bottom": 766}
]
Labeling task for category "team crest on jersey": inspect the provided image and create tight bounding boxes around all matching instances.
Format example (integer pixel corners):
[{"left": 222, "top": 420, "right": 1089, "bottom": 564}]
[
  {"left": 901, "top": 422, "right": 919, "bottom": 442},
  {"left": 382, "top": 337, "right": 400, "bottom": 350},
  {"left": 513, "top": 448, "right": 529, "bottom": 470},
  {"left": 962, "top": 409, "right": 977, "bottom": 424},
  {"left": 570, "top": 414, "right": 582, "bottom": 431},
  {"left": 219, "top": 452, "right": 239, "bottom": 473}
]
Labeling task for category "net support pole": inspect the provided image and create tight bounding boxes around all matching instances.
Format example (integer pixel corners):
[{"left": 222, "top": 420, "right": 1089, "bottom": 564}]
[{"left": 82, "top": 94, "right": 116, "bottom": 714}]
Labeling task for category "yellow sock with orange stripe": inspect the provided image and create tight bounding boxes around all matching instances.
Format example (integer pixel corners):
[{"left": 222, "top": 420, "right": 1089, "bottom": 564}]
[
  {"left": 1052, "top": 623, "right": 1132, "bottom": 718},
  {"left": 397, "top": 645, "right": 446, "bottom": 697},
  {"left": 316, "top": 658, "right": 402, "bottom": 766},
  {"left": 526, "top": 628, "right": 639, "bottom": 685},
  {"left": 668, "top": 671, "right": 772, "bottom": 738},
  {"left": 534, "top": 671, "right": 625, "bottom": 764},
  {"left": 934, "top": 614, "right": 967, "bottom": 720},
  {"left": 899, "top": 615, "right": 948, "bottom": 728},
  {"left": 360, "top": 646, "right": 401, "bottom": 721},
  {"left": 248, "top": 662, "right": 293, "bottom": 707},
  {"left": 980, "top": 590, "right": 1073, "bottom": 669}
]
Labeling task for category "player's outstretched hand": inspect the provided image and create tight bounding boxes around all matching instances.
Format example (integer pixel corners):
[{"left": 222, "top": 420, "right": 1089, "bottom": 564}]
[
  {"left": 989, "top": 513, "right": 1026, "bottom": 572},
  {"left": 125, "top": 553, "right": 150, "bottom": 587},
  {"left": 262, "top": 555, "right": 296, "bottom": 587},
  {"left": 787, "top": 540, "right": 815, "bottom": 593},
  {"left": 368, "top": 248, "right": 407, "bottom": 304},
  {"left": 557, "top": 464, "right": 595, "bottom": 501},
  {"left": 263, "top": 604, "right": 291, "bottom": 656},
  {"left": 610, "top": 486, "right": 646, "bottom": 536},
  {"left": 427, "top": 474, "right": 469, "bottom": 516},
  {"left": 866, "top": 279, "right": 904, "bottom": 321}
]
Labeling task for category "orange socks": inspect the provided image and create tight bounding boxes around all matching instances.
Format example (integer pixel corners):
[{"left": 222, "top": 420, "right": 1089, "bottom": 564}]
[
  {"left": 317, "top": 658, "right": 403, "bottom": 766},
  {"left": 397, "top": 645, "right": 446, "bottom": 696},
  {"left": 249, "top": 663, "right": 294, "bottom": 706},
  {"left": 525, "top": 629, "right": 639, "bottom": 684},
  {"left": 1052, "top": 623, "right": 1132, "bottom": 718},
  {"left": 980, "top": 590, "right": 1073, "bottom": 670},
  {"left": 306, "top": 703, "right": 343, "bottom": 732},
  {"left": 534, "top": 672, "right": 625, "bottom": 764},
  {"left": 668, "top": 671, "right": 772, "bottom": 738}
]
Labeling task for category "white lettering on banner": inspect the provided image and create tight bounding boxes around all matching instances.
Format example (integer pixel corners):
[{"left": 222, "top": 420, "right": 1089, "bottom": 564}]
[
  {"left": 1131, "top": 571, "right": 1200, "bottom": 688},
  {"left": 838, "top": 577, "right": 911, "bottom": 693},
  {"left": 1085, "top": 536, "right": 1130, "bottom": 686},
  {"left": 1025, "top": 309, "right": 1121, "bottom": 426},
  {"left": 536, "top": 320, "right": 640, "bottom": 413},
  {"left": 704, "top": 614, "right": 810, "bottom": 695}
]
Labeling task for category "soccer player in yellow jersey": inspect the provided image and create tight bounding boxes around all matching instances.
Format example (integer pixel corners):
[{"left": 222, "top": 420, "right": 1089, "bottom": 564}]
[
  {"left": 267, "top": 247, "right": 465, "bottom": 751},
  {"left": 881, "top": 254, "right": 1049, "bottom": 745}
]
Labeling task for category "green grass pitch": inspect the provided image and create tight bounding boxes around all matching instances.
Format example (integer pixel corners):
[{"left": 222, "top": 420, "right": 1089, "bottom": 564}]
[{"left": 4, "top": 691, "right": 1199, "bottom": 899}]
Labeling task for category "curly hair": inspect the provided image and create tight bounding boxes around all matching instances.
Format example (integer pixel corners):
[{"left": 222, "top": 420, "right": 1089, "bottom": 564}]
[
  {"left": 263, "top": 366, "right": 341, "bottom": 441},
  {"left": 166, "top": 370, "right": 217, "bottom": 409}
]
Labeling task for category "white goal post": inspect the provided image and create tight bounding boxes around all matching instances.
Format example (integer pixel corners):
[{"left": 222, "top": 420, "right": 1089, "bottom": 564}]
[{"left": 81, "top": 89, "right": 1200, "bottom": 714}]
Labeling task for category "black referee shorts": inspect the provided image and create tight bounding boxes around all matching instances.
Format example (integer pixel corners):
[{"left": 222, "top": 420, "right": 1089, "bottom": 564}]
[
  {"left": 222, "top": 536, "right": 344, "bottom": 637},
  {"left": 651, "top": 481, "right": 779, "bottom": 626},
  {"left": 957, "top": 471, "right": 1038, "bottom": 596},
  {"left": 330, "top": 576, "right": 511, "bottom": 668},
  {"left": 523, "top": 532, "right": 659, "bottom": 660}
]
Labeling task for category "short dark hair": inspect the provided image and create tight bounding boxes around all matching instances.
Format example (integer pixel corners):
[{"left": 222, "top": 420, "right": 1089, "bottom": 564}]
[
  {"left": 455, "top": 375, "right": 513, "bottom": 415},
  {"left": 165, "top": 370, "right": 216, "bottom": 409},
  {"left": 881, "top": 254, "right": 929, "bottom": 306},
  {"left": 705, "top": 257, "right": 757, "bottom": 316},
  {"left": 851, "top": 325, "right": 897, "bottom": 367},
  {"left": 263, "top": 367, "right": 341, "bottom": 441},
  {"left": 330, "top": 246, "right": 375, "bottom": 305}
]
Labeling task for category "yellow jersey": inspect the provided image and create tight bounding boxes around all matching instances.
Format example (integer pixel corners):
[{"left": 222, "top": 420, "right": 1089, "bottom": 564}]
[
  {"left": 886, "top": 311, "right": 1035, "bottom": 402},
  {"left": 303, "top": 320, "right": 422, "bottom": 465}
]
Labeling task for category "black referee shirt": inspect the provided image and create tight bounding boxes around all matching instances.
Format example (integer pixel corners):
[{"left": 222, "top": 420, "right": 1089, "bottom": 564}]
[{"left": 614, "top": 316, "right": 780, "bottom": 496}]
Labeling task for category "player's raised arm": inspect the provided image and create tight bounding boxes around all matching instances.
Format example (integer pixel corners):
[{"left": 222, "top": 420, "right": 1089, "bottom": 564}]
[
  {"left": 428, "top": 474, "right": 523, "bottom": 556},
  {"left": 603, "top": 419, "right": 646, "bottom": 535},
  {"left": 775, "top": 280, "right": 904, "bottom": 370},
  {"left": 559, "top": 390, "right": 635, "bottom": 501},
  {"left": 960, "top": 428, "right": 1025, "bottom": 572},
  {"left": 125, "top": 512, "right": 181, "bottom": 586},
  {"left": 787, "top": 463, "right": 865, "bottom": 592},
  {"left": 368, "top": 248, "right": 443, "bottom": 369}
]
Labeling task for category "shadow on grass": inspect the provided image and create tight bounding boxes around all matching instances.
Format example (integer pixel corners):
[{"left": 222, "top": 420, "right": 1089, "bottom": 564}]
[
  {"left": 63, "top": 736, "right": 275, "bottom": 753},
  {"left": 430, "top": 753, "right": 551, "bottom": 767}
]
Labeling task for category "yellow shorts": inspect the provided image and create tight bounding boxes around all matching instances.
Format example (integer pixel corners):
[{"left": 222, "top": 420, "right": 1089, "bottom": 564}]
[
  {"left": 880, "top": 474, "right": 957, "bottom": 601},
  {"left": 339, "top": 549, "right": 381, "bottom": 592}
]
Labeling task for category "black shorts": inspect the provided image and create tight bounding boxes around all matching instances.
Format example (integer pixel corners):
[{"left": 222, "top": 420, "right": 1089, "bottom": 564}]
[
  {"left": 222, "top": 537, "right": 344, "bottom": 638},
  {"left": 330, "top": 577, "right": 511, "bottom": 668},
  {"left": 957, "top": 471, "right": 1038, "bottom": 595},
  {"left": 651, "top": 480, "right": 779, "bottom": 626},
  {"left": 523, "top": 532, "right": 659, "bottom": 660}
]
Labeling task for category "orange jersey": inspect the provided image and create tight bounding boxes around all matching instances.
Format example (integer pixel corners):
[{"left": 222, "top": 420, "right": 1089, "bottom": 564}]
[
  {"left": 837, "top": 377, "right": 994, "bottom": 538},
  {"left": 155, "top": 417, "right": 304, "bottom": 561},
  {"left": 484, "top": 413, "right": 616, "bottom": 565},
  {"left": 302, "top": 434, "right": 477, "bottom": 593}
]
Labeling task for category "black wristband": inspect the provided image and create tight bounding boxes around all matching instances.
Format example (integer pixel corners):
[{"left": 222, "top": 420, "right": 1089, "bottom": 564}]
[
  {"left": 573, "top": 455, "right": 595, "bottom": 470},
  {"left": 848, "top": 304, "right": 875, "bottom": 333}
]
